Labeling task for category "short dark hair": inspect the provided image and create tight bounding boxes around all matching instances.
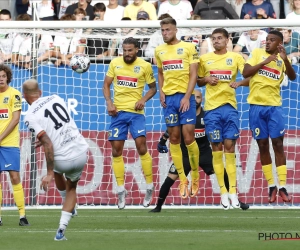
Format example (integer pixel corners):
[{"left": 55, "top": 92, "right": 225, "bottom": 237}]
[
  {"left": 158, "top": 13, "right": 172, "bottom": 21},
  {"left": 0, "top": 9, "right": 11, "bottom": 18},
  {"left": 16, "top": 14, "right": 31, "bottom": 21},
  {"left": 268, "top": 30, "right": 283, "bottom": 41},
  {"left": 123, "top": 37, "right": 139, "bottom": 48},
  {"left": 60, "top": 14, "right": 76, "bottom": 21},
  {"left": 121, "top": 17, "right": 131, "bottom": 21},
  {"left": 160, "top": 17, "right": 176, "bottom": 26},
  {"left": 212, "top": 28, "right": 229, "bottom": 39},
  {"left": 0, "top": 64, "right": 12, "bottom": 84},
  {"left": 93, "top": 2, "right": 106, "bottom": 12}
]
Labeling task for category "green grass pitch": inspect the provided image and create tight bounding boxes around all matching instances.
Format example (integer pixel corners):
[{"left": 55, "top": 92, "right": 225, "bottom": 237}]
[{"left": 0, "top": 208, "right": 299, "bottom": 250}]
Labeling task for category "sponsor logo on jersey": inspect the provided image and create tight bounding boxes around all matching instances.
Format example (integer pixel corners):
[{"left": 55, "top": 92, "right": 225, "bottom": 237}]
[
  {"left": 116, "top": 66, "right": 123, "bottom": 70},
  {"left": 134, "top": 66, "right": 140, "bottom": 73},
  {"left": 177, "top": 48, "right": 183, "bottom": 55},
  {"left": 195, "top": 128, "right": 205, "bottom": 138},
  {"left": 3, "top": 97, "right": 9, "bottom": 104},
  {"left": 226, "top": 58, "right": 232, "bottom": 65},
  {"left": 207, "top": 61, "right": 214, "bottom": 65},
  {"left": 162, "top": 59, "right": 183, "bottom": 71},
  {"left": 258, "top": 66, "right": 280, "bottom": 80},
  {"left": 15, "top": 95, "right": 21, "bottom": 101},
  {"left": 209, "top": 70, "right": 232, "bottom": 81},
  {"left": 277, "top": 60, "right": 282, "bottom": 67},
  {"left": 201, "top": 118, "right": 204, "bottom": 125},
  {"left": 193, "top": 53, "right": 199, "bottom": 60},
  {"left": 116, "top": 76, "right": 138, "bottom": 88},
  {"left": 0, "top": 109, "right": 8, "bottom": 119}
]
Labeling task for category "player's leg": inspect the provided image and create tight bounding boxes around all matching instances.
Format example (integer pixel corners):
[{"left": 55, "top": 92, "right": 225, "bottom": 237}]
[
  {"left": 269, "top": 106, "right": 291, "bottom": 202},
  {"left": 181, "top": 94, "right": 199, "bottom": 197},
  {"left": 250, "top": 105, "right": 277, "bottom": 203},
  {"left": 131, "top": 113, "right": 154, "bottom": 207},
  {"left": 222, "top": 104, "right": 240, "bottom": 208},
  {"left": 108, "top": 112, "right": 128, "bottom": 209},
  {"left": 0, "top": 173, "right": 2, "bottom": 226},
  {"left": 204, "top": 107, "right": 229, "bottom": 209},
  {"left": 55, "top": 175, "right": 77, "bottom": 217},
  {"left": 164, "top": 94, "right": 188, "bottom": 198},
  {"left": 150, "top": 156, "right": 191, "bottom": 212},
  {"left": 54, "top": 151, "right": 87, "bottom": 241},
  {"left": 3, "top": 147, "right": 29, "bottom": 225}
]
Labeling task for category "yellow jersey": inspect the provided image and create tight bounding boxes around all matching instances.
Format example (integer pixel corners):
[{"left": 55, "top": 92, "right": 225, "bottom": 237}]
[
  {"left": 198, "top": 51, "right": 245, "bottom": 111},
  {"left": 155, "top": 41, "right": 199, "bottom": 95},
  {"left": 246, "top": 48, "right": 286, "bottom": 106},
  {"left": 106, "top": 57, "right": 156, "bottom": 114},
  {"left": 0, "top": 87, "right": 22, "bottom": 147}
]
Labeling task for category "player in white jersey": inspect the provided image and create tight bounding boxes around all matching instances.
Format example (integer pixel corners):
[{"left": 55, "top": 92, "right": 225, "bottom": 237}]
[{"left": 23, "top": 79, "right": 89, "bottom": 241}]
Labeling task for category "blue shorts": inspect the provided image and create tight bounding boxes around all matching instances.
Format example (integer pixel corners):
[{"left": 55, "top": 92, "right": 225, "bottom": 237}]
[
  {"left": 0, "top": 147, "right": 20, "bottom": 172},
  {"left": 204, "top": 104, "right": 239, "bottom": 143},
  {"left": 164, "top": 93, "right": 196, "bottom": 127},
  {"left": 249, "top": 105, "right": 285, "bottom": 139},
  {"left": 108, "top": 111, "right": 146, "bottom": 140}
]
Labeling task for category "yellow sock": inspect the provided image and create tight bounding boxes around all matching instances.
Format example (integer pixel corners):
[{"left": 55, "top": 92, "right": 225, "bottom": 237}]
[
  {"left": 170, "top": 143, "right": 187, "bottom": 182},
  {"left": 0, "top": 183, "right": 2, "bottom": 218},
  {"left": 262, "top": 164, "right": 275, "bottom": 186},
  {"left": 212, "top": 151, "right": 227, "bottom": 194},
  {"left": 12, "top": 183, "right": 25, "bottom": 217},
  {"left": 112, "top": 156, "right": 125, "bottom": 186},
  {"left": 140, "top": 152, "right": 153, "bottom": 184},
  {"left": 186, "top": 141, "right": 200, "bottom": 180},
  {"left": 277, "top": 165, "right": 287, "bottom": 187},
  {"left": 225, "top": 153, "right": 237, "bottom": 194}
]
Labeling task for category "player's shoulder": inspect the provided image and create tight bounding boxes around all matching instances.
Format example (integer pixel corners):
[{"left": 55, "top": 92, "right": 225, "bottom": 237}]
[
  {"left": 227, "top": 51, "right": 244, "bottom": 59},
  {"left": 110, "top": 56, "right": 122, "bottom": 65},
  {"left": 199, "top": 51, "right": 215, "bottom": 61},
  {"left": 7, "top": 86, "right": 21, "bottom": 96}
]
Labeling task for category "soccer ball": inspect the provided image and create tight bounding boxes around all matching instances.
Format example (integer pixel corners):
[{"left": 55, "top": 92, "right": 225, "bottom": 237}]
[{"left": 70, "top": 54, "right": 90, "bottom": 74}]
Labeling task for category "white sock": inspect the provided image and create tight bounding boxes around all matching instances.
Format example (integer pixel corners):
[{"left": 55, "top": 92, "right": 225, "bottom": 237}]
[
  {"left": 117, "top": 185, "right": 125, "bottom": 193},
  {"left": 58, "top": 190, "right": 66, "bottom": 202},
  {"left": 59, "top": 211, "right": 72, "bottom": 230},
  {"left": 146, "top": 183, "right": 154, "bottom": 190}
]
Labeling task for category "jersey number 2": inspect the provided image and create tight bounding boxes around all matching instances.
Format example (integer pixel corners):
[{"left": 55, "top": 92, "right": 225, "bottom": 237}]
[{"left": 44, "top": 103, "right": 70, "bottom": 130}]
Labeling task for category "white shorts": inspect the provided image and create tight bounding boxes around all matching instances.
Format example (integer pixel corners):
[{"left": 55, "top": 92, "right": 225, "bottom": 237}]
[{"left": 54, "top": 151, "right": 88, "bottom": 182}]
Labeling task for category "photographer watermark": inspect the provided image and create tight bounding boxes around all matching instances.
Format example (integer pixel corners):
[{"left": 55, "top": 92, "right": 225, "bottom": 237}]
[{"left": 258, "top": 232, "right": 300, "bottom": 241}]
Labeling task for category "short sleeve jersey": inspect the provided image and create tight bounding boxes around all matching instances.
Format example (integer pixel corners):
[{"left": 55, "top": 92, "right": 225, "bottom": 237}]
[
  {"left": 24, "top": 95, "right": 89, "bottom": 161},
  {"left": 246, "top": 48, "right": 287, "bottom": 106},
  {"left": 198, "top": 51, "right": 245, "bottom": 111},
  {"left": 106, "top": 57, "right": 156, "bottom": 114},
  {"left": 155, "top": 41, "right": 199, "bottom": 95},
  {"left": 0, "top": 87, "right": 22, "bottom": 147}
]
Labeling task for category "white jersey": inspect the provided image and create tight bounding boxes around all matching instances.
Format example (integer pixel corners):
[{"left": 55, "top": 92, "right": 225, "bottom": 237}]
[
  {"left": 25, "top": 95, "right": 89, "bottom": 161},
  {"left": 0, "top": 32, "right": 16, "bottom": 55},
  {"left": 54, "top": 29, "right": 85, "bottom": 55},
  {"left": 104, "top": 5, "right": 124, "bottom": 21},
  {"left": 158, "top": 0, "right": 193, "bottom": 20},
  {"left": 236, "top": 30, "right": 267, "bottom": 53},
  {"left": 27, "top": 0, "right": 55, "bottom": 18}
]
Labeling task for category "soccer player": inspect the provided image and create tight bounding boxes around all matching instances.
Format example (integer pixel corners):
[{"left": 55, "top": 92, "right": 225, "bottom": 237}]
[
  {"left": 242, "top": 30, "right": 296, "bottom": 203},
  {"left": 154, "top": 17, "right": 200, "bottom": 199},
  {"left": 103, "top": 37, "right": 157, "bottom": 209},
  {"left": 23, "top": 79, "right": 89, "bottom": 240},
  {"left": 197, "top": 28, "right": 245, "bottom": 210},
  {"left": 150, "top": 90, "right": 249, "bottom": 212},
  {"left": 0, "top": 64, "right": 29, "bottom": 226}
]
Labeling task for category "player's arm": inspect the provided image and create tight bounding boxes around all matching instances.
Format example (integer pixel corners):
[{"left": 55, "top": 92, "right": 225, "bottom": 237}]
[
  {"left": 180, "top": 62, "right": 198, "bottom": 112},
  {"left": 135, "top": 82, "right": 157, "bottom": 111},
  {"left": 103, "top": 75, "right": 118, "bottom": 116},
  {"left": 157, "top": 67, "right": 167, "bottom": 108},
  {"left": 278, "top": 44, "right": 296, "bottom": 80},
  {"left": 0, "top": 110, "right": 21, "bottom": 143},
  {"left": 38, "top": 132, "right": 55, "bottom": 191},
  {"left": 230, "top": 77, "right": 250, "bottom": 89},
  {"left": 243, "top": 49, "right": 278, "bottom": 78}
]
